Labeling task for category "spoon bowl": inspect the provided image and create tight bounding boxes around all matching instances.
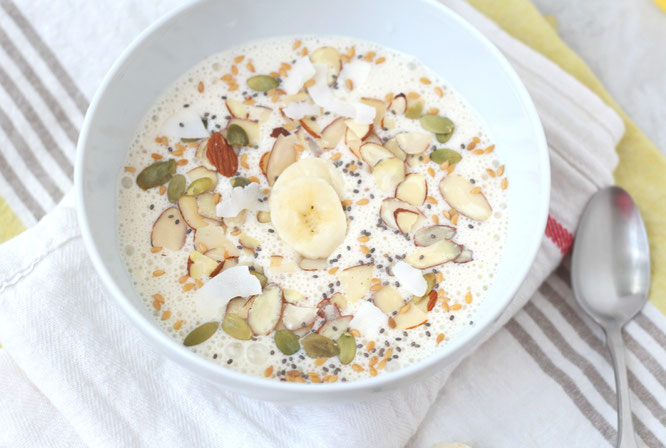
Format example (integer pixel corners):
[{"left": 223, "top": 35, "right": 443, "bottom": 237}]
[{"left": 572, "top": 186, "right": 650, "bottom": 448}]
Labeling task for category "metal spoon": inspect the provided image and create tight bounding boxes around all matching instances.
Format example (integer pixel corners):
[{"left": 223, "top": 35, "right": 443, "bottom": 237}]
[{"left": 571, "top": 186, "right": 650, "bottom": 448}]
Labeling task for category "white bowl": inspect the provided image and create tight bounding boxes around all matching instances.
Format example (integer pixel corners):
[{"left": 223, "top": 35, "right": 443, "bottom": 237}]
[{"left": 76, "top": 0, "right": 549, "bottom": 401}]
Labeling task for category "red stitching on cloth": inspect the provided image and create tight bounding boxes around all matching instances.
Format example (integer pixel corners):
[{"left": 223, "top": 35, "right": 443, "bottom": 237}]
[{"left": 545, "top": 215, "right": 574, "bottom": 254}]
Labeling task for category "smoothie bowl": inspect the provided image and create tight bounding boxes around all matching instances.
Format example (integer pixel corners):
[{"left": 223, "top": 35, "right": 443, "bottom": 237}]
[{"left": 76, "top": 0, "right": 549, "bottom": 401}]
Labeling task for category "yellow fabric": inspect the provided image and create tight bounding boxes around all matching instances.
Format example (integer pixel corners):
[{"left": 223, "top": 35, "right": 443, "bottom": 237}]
[
  {"left": 0, "top": 0, "right": 664, "bottom": 313},
  {"left": 0, "top": 196, "right": 25, "bottom": 244},
  {"left": 468, "top": 0, "right": 666, "bottom": 313}
]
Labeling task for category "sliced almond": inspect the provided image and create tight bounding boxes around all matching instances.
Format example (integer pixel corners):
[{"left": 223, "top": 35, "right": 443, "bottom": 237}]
[
  {"left": 225, "top": 98, "right": 248, "bottom": 118},
  {"left": 392, "top": 302, "right": 428, "bottom": 330},
  {"left": 196, "top": 193, "right": 219, "bottom": 219},
  {"left": 330, "top": 292, "right": 347, "bottom": 311},
  {"left": 282, "top": 303, "right": 317, "bottom": 330},
  {"left": 396, "top": 132, "right": 431, "bottom": 155},
  {"left": 373, "top": 285, "right": 405, "bottom": 315},
  {"left": 388, "top": 93, "right": 407, "bottom": 115},
  {"left": 247, "top": 105, "right": 272, "bottom": 123},
  {"left": 299, "top": 116, "right": 322, "bottom": 139},
  {"left": 187, "top": 166, "right": 219, "bottom": 191},
  {"left": 195, "top": 138, "right": 216, "bottom": 170},
  {"left": 372, "top": 158, "right": 405, "bottom": 193},
  {"left": 238, "top": 233, "right": 260, "bottom": 251},
  {"left": 247, "top": 284, "right": 283, "bottom": 335},
  {"left": 413, "top": 225, "right": 456, "bottom": 247},
  {"left": 187, "top": 250, "right": 219, "bottom": 279},
  {"left": 151, "top": 207, "right": 187, "bottom": 251},
  {"left": 226, "top": 297, "right": 253, "bottom": 319},
  {"left": 259, "top": 151, "right": 270, "bottom": 176},
  {"left": 384, "top": 137, "right": 406, "bottom": 161},
  {"left": 439, "top": 174, "right": 492, "bottom": 221},
  {"left": 359, "top": 142, "right": 395, "bottom": 168},
  {"left": 316, "top": 298, "right": 341, "bottom": 321},
  {"left": 344, "top": 119, "right": 371, "bottom": 140},
  {"left": 394, "top": 208, "right": 422, "bottom": 233},
  {"left": 266, "top": 134, "right": 299, "bottom": 185},
  {"left": 319, "top": 117, "right": 346, "bottom": 149},
  {"left": 379, "top": 198, "right": 420, "bottom": 231},
  {"left": 298, "top": 258, "right": 329, "bottom": 271},
  {"left": 178, "top": 195, "right": 210, "bottom": 229},
  {"left": 345, "top": 126, "right": 363, "bottom": 158},
  {"left": 395, "top": 173, "right": 427, "bottom": 206},
  {"left": 318, "top": 315, "right": 352, "bottom": 341},
  {"left": 283, "top": 288, "right": 305, "bottom": 304},
  {"left": 405, "top": 239, "right": 462, "bottom": 269},
  {"left": 194, "top": 226, "right": 239, "bottom": 257},
  {"left": 337, "top": 264, "right": 374, "bottom": 303},
  {"left": 454, "top": 247, "right": 474, "bottom": 264},
  {"left": 360, "top": 97, "right": 386, "bottom": 128},
  {"left": 204, "top": 248, "right": 226, "bottom": 263}
]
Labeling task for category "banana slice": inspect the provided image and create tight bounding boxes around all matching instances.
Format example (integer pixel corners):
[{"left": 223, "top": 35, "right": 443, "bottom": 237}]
[
  {"left": 270, "top": 177, "right": 347, "bottom": 259},
  {"left": 272, "top": 157, "right": 345, "bottom": 198}
]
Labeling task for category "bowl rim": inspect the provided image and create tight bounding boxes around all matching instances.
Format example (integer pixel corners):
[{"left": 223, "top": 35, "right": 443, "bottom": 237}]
[{"left": 75, "top": 0, "right": 550, "bottom": 395}]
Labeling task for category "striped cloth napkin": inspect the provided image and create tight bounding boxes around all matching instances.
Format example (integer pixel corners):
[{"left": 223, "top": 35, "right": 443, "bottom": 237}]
[{"left": 0, "top": 0, "right": 665, "bottom": 446}]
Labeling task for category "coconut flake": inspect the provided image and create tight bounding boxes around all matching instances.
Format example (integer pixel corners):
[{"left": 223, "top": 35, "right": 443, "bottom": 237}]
[
  {"left": 216, "top": 183, "right": 268, "bottom": 218},
  {"left": 282, "top": 57, "right": 316, "bottom": 95},
  {"left": 161, "top": 107, "right": 209, "bottom": 140},
  {"left": 392, "top": 261, "right": 427, "bottom": 296},
  {"left": 349, "top": 301, "right": 388, "bottom": 338},
  {"left": 307, "top": 63, "right": 375, "bottom": 125},
  {"left": 196, "top": 266, "right": 262, "bottom": 319},
  {"left": 338, "top": 60, "right": 371, "bottom": 90},
  {"left": 282, "top": 101, "right": 321, "bottom": 120}
]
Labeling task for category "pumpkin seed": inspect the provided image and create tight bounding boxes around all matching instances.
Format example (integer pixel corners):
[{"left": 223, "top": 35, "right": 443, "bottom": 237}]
[
  {"left": 274, "top": 329, "right": 300, "bottom": 355},
  {"left": 248, "top": 265, "right": 267, "bottom": 288},
  {"left": 230, "top": 176, "right": 251, "bottom": 188},
  {"left": 222, "top": 313, "right": 253, "bottom": 340},
  {"left": 337, "top": 332, "right": 356, "bottom": 365},
  {"left": 226, "top": 124, "right": 249, "bottom": 146},
  {"left": 405, "top": 100, "right": 424, "bottom": 119},
  {"left": 167, "top": 174, "right": 186, "bottom": 203},
  {"left": 301, "top": 333, "right": 339, "bottom": 358},
  {"left": 183, "top": 321, "right": 219, "bottom": 346},
  {"left": 247, "top": 75, "right": 280, "bottom": 92},
  {"left": 420, "top": 115, "right": 454, "bottom": 134},
  {"left": 430, "top": 148, "right": 461, "bottom": 165},
  {"left": 435, "top": 130, "right": 454, "bottom": 143},
  {"left": 414, "top": 273, "right": 437, "bottom": 304},
  {"left": 136, "top": 159, "right": 176, "bottom": 190},
  {"left": 185, "top": 177, "right": 213, "bottom": 196}
]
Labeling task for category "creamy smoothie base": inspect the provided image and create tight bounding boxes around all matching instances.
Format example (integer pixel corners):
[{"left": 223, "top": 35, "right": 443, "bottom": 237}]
[{"left": 117, "top": 36, "right": 508, "bottom": 383}]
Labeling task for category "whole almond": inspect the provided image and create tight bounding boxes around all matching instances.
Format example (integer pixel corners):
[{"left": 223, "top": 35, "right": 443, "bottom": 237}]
[{"left": 206, "top": 132, "right": 238, "bottom": 177}]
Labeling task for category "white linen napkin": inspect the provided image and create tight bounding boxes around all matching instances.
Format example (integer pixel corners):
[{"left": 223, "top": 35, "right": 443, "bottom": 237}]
[{"left": 4, "top": 1, "right": 664, "bottom": 447}]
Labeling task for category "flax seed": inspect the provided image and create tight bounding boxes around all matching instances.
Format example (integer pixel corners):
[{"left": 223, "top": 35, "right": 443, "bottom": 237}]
[
  {"left": 426, "top": 196, "right": 437, "bottom": 204},
  {"left": 497, "top": 165, "right": 505, "bottom": 176},
  {"left": 451, "top": 303, "right": 462, "bottom": 311},
  {"left": 183, "top": 283, "right": 195, "bottom": 292},
  {"left": 124, "top": 166, "right": 136, "bottom": 173},
  {"left": 486, "top": 168, "right": 496, "bottom": 177},
  {"left": 324, "top": 375, "right": 338, "bottom": 383},
  {"left": 436, "top": 333, "right": 445, "bottom": 344},
  {"left": 375, "top": 56, "right": 386, "bottom": 64},
  {"left": 369, "top": 367, "right": 378, "bottom": 377},
  {"left": 366, "top": 340, "right": 375, "bottom": 351},
  {"left": 434, "top": 86, "right": 444, "bottom": 97},
  {"left": 234, "top": 55, "right": 245, "bottom": 63},
  {"left": 151, "top": 153, "right": 162, "bottom": 160},
  {"left": 432, "top": 215, "right": 440, "bottom": 224},
  {"left": 419, "top": 77, "right": 431, "bottom": 85},
  {"left": 356, "top": 198, "right": 369, "bottom": 205},
  {"left": 153, "top": 269, "right": 165, "bottom": 277},
  {"left": 352, "top": 363, "right": 364, "bottom": 372},
  {"left": 301, "top": 47, "right": 309, "bottom": 56},
  {"left": 427, "top": 167, "right": 435, "bottom": 177},
  {"left": 292, "top": 40, "right": 302, "bottom": 49},
  {"left": 484, "top": 144, "right": 495, "bottom": 154},
  {"left": 341, "top": 199, "right": 353, "bottom": 206},
  {"left": 309, "top": 372, "right": 321, "bottom": 383},
  {"left": 465, "top": 291, "right": 473, "bottom": 304},
  {"left": 471, "top": 187, "right": 481, "bottom": 194},
  {"left": 328, "top": 267, "right": 339, "bottom": 275},
  {"left": 161, "top": 310, "right": 171, "bottom": 321},
  {"left": 246, "top": 62, "right": 255, "bottom": 73},
  {"left": 360, "top": 245, "right": 370, "bottom": 255},
  {"left": 451, "top": 213, "right": 459, "bottom": 226},
  {"left": 151, "top": 246, "right": 162, "bottom": 253},
  {"left": 173, "top": 320, "right": 184, "bottom": 330},
  {"left": 248, "top": 176, "right": 260, "bottom": 183},
  {"left": 369, "top": 356, "right": 378, "bottom": 367},
  {"left": 176, "top": 159, "right": 188, "bottom": 166},
  {"left": 427, "top": 107, "right": 439, "bottom": 115},
  {"left": 315, "top": 357, "right": 327, "bottom": 366},
  {"left": 358, "top": 235, "right": 370, "bottom": 242},
  {"left": 501, "top": 177, "right": 508, "bottom": 189},
  {"left": 197, "top": 81, "right": 204, "bottom": 93},
  {"left": 331, "top": 152, "right": 341, "bottom": 161},
  {"left": 194, "top": 279, "right": 204, "bottom": 290},
  {"left": 350, "top": 329, "right": 361, "bottom": 337},
  {"left": 231, "top": 65, "right": 238, "bottom": 75},
  {"left": 264, "top": 366, "right": 274, "bottom": 377},
  {"left": 241, "top": 153, "right": 249, "bottom": 169},
  {"left": 345, "top": 79, "right": 354, "bottom": 90},
  {"left": 178, "top": 275, "right": 189, "bottom": 284},
  {"left": 152, "top": 300, "right": 161, "bottom": 311}
]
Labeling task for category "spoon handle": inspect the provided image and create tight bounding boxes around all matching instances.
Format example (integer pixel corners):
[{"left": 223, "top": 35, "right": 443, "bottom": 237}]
[{"left": 605, "top": 326, "right": 638, "bottom": 448}]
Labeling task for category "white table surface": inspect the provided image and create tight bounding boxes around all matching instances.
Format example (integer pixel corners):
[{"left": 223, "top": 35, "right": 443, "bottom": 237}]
[{"left": 533, "top": 0, "right": 666, "bottom": 155}]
